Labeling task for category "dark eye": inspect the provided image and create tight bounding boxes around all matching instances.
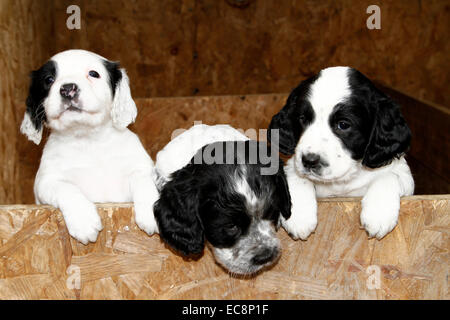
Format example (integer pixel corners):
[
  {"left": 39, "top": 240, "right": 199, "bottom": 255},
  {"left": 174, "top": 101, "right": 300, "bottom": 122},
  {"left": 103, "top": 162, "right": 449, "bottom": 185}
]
[
  {"left": 337, "top": 120, "right": 351, "bottom": 131},
  {"left": 44, "top": 76, "right": 55, "bottom": 85},
  {"left": 223, "top": 225, "right": 240, "bottom": 237},
  {"left": 299, "top": 114, "right": 306, "bottom": 123},
  {"left": 88, "top": 70, "right": 100, "bottom": 78}
]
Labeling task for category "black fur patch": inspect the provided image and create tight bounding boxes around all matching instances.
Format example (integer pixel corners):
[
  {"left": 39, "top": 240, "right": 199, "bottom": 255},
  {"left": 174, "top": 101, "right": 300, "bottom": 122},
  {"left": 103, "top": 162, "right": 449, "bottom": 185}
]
[
  {"left": 26, "top": 60, "right": 57, "bottom": 130},
  {"left": 103, "top": 60, "right": 122, "bottom": 97},
  {"left": 267, "top": 74, "right": 318, "bottom": 155},
  {"left": 346, "top": 68, "right": 411, "bottom": 168}
]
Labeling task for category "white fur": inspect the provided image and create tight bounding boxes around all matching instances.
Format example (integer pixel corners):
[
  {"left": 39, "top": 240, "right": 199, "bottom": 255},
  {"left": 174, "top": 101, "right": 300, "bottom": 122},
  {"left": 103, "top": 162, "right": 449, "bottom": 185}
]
[
  {"left": 20, "top": 112, "right": 43, "bottom": 144},
  {"left": 24, "top": 50, "right": 158, "bottom": 244},
  {"left": 156, "top": 124, "right": 249, "bottom": 178},
  {"left": 234, "top": 168, "right": 259, "bottom": 208},
  {"left": 283, "top": 66, "right": 414, "bottom": 240}
]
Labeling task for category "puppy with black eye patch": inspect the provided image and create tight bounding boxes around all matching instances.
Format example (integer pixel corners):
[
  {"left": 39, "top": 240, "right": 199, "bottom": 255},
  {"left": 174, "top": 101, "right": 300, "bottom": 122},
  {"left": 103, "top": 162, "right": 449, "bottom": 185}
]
[
  {"left": 268, "top": 66, "right": 414, "bottom": 240},
  {"left": 20, "top": 49, "right": 159, "bottom": 244},
  {"left": 154, "top": 124, "right": 291, "bottom": 275}
]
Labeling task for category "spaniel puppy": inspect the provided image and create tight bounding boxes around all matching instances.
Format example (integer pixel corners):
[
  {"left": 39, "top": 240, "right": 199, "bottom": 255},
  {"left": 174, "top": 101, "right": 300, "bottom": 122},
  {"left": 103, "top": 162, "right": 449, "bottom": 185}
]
[
  {"left": 154, "top": 124, "right": 291, "bottom": 275},
  {"left": 20, "top": 49, "right": 159, "bottom": 244},
  {"left": 268, "top": 66, "right": 414, "bottom": 240}
]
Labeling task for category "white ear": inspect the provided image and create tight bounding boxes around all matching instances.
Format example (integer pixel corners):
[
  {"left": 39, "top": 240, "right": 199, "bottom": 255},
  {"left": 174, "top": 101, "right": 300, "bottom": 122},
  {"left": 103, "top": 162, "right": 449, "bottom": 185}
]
[
  {"left": 20, "top": 112, "right": 42, "bottom": 145},
  {"left": 111, "top": 69, "right": 137, "bottom": 129}
]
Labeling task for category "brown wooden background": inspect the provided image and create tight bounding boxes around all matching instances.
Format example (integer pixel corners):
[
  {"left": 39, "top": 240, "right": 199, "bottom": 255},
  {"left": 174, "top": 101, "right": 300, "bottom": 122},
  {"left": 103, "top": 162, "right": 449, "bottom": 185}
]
[{"left": 0, "top": 0, "right": 449, "bottom": 204}]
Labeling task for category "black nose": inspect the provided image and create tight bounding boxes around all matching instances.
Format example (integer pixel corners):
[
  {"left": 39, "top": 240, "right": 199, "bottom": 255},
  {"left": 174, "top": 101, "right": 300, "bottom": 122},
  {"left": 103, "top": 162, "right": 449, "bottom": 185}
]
[
  {"left": 252, "top": 248, "right": 277, "bottom": 265},
  {"left": 60, "top": 83, "right": 79, "bottom": 100},
  {"left": 302, "top": 153, "right": 321, "bottom": 169}
]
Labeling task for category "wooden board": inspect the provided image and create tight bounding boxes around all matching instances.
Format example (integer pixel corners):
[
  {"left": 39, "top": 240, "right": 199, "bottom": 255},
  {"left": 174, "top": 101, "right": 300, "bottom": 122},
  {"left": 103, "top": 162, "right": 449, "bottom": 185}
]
[
  {"left": 0, "top": 0, "right": 54, "bottom": 204},
  {"left": 51, "top": 0, "right": 450, "bottom": 108},
  {"left": 0, "top": 196, "right": 448, "bottom": 299},
  {"left": 380, "top": 85, "right": 450, "bottom": 194}
]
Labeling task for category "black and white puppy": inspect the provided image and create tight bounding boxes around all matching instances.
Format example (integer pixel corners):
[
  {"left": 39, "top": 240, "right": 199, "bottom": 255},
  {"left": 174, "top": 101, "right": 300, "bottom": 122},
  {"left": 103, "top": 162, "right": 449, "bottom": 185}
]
[
  {"left": 20, "top": 49, "right": 159, "bottom": 244},
  {"left": 154, "top": 124, "right": 291, "bottom": 275},
  {"left": 268, "top": 66, "right": 414, "bottom": 240}
]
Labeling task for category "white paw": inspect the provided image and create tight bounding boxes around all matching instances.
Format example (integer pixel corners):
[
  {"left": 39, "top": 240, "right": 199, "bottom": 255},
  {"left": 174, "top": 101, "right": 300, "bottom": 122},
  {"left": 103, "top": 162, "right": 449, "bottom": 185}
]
[
  {"left": 63, "top": 202, "right": 103, "bottom": 245},
  {"left": 281, "top": 201, "right": 317, "bottom": 240},
  {"left": 360, "top": 202, "right": 399, "bottom": 239},
  {"left": 134, "top": 202, "right": 159, "bottom": 235}
]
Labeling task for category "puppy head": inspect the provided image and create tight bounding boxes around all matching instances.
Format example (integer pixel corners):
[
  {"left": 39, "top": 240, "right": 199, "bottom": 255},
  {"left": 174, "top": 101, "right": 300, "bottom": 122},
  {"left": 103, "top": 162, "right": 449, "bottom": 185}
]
[
  {"left": 21, "top": 49, "right": 136, "bottom": 143},
  {"left": 268, "top": 66, "right": 411, "bottom": 182},
  {"left": 154, "top": 140, "right": 291, "bottom": 275}
]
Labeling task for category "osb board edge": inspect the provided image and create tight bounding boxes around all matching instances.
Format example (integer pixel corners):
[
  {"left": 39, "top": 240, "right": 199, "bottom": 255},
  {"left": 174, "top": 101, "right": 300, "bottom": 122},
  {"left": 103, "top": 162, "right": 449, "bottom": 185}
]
[{"left": 0, "top": 194, "right": 449, "bottom": 210}]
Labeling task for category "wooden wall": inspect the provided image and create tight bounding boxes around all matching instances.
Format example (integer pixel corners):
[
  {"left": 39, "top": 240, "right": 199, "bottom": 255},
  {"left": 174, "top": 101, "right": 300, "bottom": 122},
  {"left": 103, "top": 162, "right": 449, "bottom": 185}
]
[
  {"left": 50, "top": 0, "right": 450, "bottom": 106},
  {"left": 0, "top": 0, "right": 448, "bottom": 204},
  {"left": 0, "top": 0, "right": 54, "bottom": 204}
]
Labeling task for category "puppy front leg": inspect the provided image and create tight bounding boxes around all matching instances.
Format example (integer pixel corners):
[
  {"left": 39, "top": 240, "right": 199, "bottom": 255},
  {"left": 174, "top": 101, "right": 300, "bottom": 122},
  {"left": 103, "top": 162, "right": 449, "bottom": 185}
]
[
  {"left": 361, "top": 173, "right": 403, "bottom": 239},
  {"left": 130, "top": 171, "right": 159, "bottom": 235},
  {"left": 35, "top": 178, "right": 103, "bottom": 244},
  {"left": 282, "top": 166, "right": 317, "bottom": 240}
]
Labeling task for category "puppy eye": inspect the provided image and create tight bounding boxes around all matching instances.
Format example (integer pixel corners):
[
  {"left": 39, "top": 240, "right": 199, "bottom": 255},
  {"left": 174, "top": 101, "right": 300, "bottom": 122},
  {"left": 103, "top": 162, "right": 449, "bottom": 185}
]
[
  {"left": 299, "top": 114, "right": 306, "bottom": 123},
  {"left": 88, "top": 70, "right": 100, "bottom": 78},
  {"left": 44, "top": 76, "right": 55, "bottom": 85},
  {"left": 337, "top": 120, "right": 351, "bottom": 131},
  {"left": 224, "top": 225, "right": 240, "bottom": 237}
]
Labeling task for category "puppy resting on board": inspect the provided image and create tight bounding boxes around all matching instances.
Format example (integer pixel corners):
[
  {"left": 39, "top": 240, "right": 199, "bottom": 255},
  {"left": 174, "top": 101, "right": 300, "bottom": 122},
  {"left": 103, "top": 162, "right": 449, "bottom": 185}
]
[
  {"left": 154, "top": 124, "right": 291, "bottom": 275},
  {"left": 21, "top": 49, "right": 159, "bottom": 244},
  {"left": 268, "top": 66, "right": 414, "bottom": 240}
]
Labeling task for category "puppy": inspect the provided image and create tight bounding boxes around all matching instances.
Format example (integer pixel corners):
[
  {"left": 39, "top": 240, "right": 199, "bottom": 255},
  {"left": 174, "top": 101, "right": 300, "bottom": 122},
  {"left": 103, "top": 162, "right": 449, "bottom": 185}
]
[
  {"left": 268, "top": 66, "right": 414, "bottom": 240},
  {"left": 154, "top": 124, "right": 291, "bottom": 275},
  {"left": 20, "top": 49, "right": 159, "bottom": 244}
]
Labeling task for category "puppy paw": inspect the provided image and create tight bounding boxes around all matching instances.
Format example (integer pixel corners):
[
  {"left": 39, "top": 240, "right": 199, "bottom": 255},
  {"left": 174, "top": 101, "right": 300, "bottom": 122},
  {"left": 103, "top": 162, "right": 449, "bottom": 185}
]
[
  {"left": 360, "top": 203, "right": 399, "bottom": 239},
  {"left": 281, "top": 202, "right": 317, "bottom": 240},
  {"left": 134, "top": 202, "right": 159, "bottom": 235},
  {"left": 63, "top": 202, "right": 103, "bottom": 245}
]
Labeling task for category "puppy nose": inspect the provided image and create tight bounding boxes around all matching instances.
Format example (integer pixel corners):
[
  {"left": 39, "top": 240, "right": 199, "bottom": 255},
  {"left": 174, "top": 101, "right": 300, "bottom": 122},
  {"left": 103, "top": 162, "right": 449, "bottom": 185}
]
[
  {"left": 252, "top": 248, "right": 276, "bottom": 265},
  {"left": 60, "top": 83, "right": 79, "bottom": 100},
  {"left": 302, "top": 153, "right": 321, "bottom": 169}
]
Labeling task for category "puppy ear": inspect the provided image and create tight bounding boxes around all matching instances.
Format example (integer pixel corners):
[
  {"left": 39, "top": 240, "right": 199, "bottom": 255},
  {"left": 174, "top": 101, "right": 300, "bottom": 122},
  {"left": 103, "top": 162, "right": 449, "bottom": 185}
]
[
  {"left": 20, "top": 111, "right": 43, "bottom": 145},
  {"left": 20, "top": 64, "right": 53, "bottom": 145},
  {"left": 154, "top": 165, "right": 204, "bottom": 255},
  {"left": 275, "top": 168, "right": 292, "bottom": 219},
  {"left": 104, "top": 61, "right": 137, "bottom": 129},
  {"left": 268, "top": 94, "right": 301, "bottom": 155},
  {"left": 362, "top": 96, "right": 411, "bottom": 168}
]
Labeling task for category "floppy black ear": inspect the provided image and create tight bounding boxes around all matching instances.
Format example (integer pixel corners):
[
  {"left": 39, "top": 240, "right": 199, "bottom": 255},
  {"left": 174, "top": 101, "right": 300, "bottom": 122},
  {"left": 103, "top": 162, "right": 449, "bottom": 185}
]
[
  {"left": 275, "top": 167, "right": 292, "bottom": 219},
  {"left": 20, "top": 60, "right": 56, "bottom": 144},
  {"left": 153, "top": 165, "right": 204, "bottom": 255},
  {"left": 268, "top": 95, "right": 301, "bottom": 155},
  {"left": 268, "top": 74, "right": 318, "bottom": 155},
  {"left": 362, "top": 96, "right": 411, "bottom": 168}
]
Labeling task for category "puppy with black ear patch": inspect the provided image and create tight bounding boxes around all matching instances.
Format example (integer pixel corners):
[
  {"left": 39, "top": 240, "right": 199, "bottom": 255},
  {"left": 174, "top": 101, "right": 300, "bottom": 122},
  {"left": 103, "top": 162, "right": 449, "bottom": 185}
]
[
  {"left": 154, "top": 124, "right": 291, "bottom": 275},
  {"left": 268, "top": 66, "right": 414, "bottom": 240},
  {"left": 20, "top": 49, "right": 159, "bottom": 244}
]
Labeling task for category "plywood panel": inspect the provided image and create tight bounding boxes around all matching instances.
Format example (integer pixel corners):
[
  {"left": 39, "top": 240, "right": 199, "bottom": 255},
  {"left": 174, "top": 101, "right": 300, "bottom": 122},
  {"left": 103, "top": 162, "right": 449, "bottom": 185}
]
[
  {"left": 133, "top": 94, "right": 286, "bottom": 159},
  {"left": 0, "top": 0, "right": 54, "bottom": 204},
  {"left": 0, "top": 196, "right": 448, "bottom": 299},
  {"left": 51, "top": 0, "right": 450, "bottom": 107}
]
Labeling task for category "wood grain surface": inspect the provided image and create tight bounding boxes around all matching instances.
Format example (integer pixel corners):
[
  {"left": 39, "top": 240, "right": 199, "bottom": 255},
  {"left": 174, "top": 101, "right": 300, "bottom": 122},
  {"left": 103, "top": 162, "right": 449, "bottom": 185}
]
[{"left": 0, "top": 196, "right": 448, "bottom": 299}]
